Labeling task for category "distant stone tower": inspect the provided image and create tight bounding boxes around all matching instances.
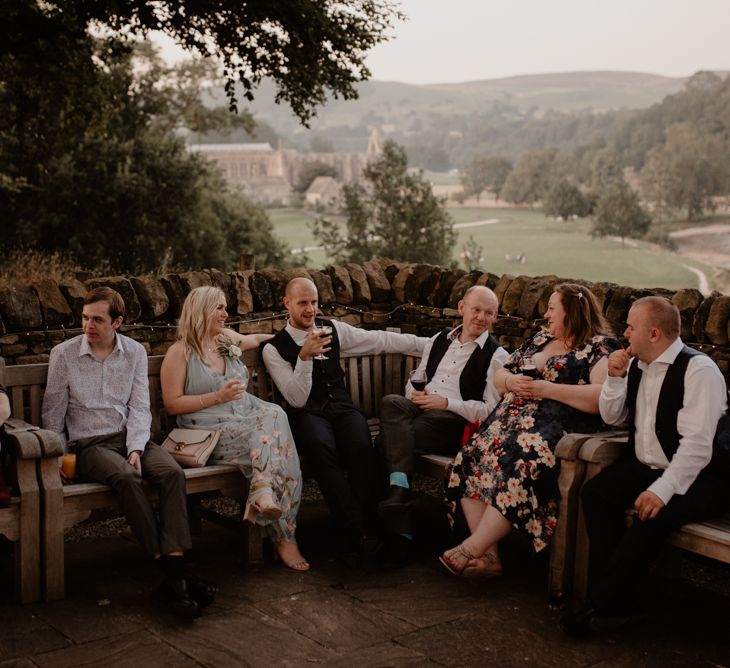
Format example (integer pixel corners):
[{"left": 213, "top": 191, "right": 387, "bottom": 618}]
[{"left": 366, "top": 127, "right": 383, "bottom": 159}]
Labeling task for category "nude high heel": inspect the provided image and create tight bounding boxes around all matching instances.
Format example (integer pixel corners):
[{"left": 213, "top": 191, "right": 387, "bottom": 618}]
[{"left": 274, "top": 541, "right": 310, "bottom": 571}]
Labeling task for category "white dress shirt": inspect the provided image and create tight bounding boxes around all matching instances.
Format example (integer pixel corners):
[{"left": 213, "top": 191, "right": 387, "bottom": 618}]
[
  {"left": 599, "top": 337, "right": 727, "bottom": 505},
  {"left": 262, "top": 320, "right": 428, "bottom": 408},
  {"left": 42, "top": 333, "right": 151, "bottom": 454},
  {"left": 406, "top": 326, "right": 508, "bottom": 423}
]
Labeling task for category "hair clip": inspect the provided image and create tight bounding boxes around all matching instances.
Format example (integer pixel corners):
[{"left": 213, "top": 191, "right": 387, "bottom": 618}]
[{"left": 577, "top": 290, "right": 584, "bottom": 300}]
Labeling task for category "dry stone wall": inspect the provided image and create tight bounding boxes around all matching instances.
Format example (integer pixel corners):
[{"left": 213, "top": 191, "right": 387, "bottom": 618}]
[{"left": 1, "top": 260, "right": 729, "bottom": 383}]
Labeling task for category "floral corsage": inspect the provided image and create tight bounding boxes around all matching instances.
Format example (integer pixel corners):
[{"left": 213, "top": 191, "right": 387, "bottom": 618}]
[{"left": 217, "top": 336, "right": 243, "bottom": 359}]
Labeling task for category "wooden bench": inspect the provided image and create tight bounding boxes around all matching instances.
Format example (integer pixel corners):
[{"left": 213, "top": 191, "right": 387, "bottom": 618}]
[
  {"left": 555, "top": 431, "right": 730, "bottom": 601},
  {"left": 0, "top": 345, "right": 418, "bottom": 602}
]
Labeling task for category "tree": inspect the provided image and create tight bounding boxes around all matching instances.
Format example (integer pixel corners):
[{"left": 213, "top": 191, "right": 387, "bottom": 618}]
[
  {"left": 592, "top": 180, "right": 651, "bottom": 246},
  {"left": 293, "top": 161, "right": 338, "bottom": 193},
  {"left": 661, "top": 123, "right": 725, "bottom": 219},
  {"left": 311, "top": 141, "right": 456, "bottom": 265},
  {"left": 500, "top": 148, "right": 562, "bottom": 205},
  {"left": 0, "top": 22, "right": 286, "bottom": 272},
  {"left": 3, "top": 0, "right": 404, "bottom": 126},
  {"left": 589, "top": 147, "right": 622, "bottom": 194},
  {"left": 460, "top": 157, "right": 491, "bottom": 202},
  {"left": 544, "top": 180, "right": 591, "bottom": 222},
  {"left": 460, "top": 155, "right": 512, "bottom": 203}
]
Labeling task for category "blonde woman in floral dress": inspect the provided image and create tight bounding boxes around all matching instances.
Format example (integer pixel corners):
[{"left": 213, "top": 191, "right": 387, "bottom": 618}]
[
  {"left": 161, "top": 286, "right": 308, "bottom": 570},
  {"left": 442, "top": 283, "right": 620, "bottom": 576}
]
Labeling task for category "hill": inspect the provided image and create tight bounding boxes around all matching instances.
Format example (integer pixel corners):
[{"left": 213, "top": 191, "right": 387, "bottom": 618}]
[{"left": 203, "top": 71, "right": 686, "bottom": 146}]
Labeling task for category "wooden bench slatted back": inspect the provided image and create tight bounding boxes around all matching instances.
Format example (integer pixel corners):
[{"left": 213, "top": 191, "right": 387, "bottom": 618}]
[{"left": 1, "top": 343, "right": 421, "bottom": 603}]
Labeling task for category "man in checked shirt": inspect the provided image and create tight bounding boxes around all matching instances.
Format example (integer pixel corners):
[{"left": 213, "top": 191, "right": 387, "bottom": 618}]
[{"left": 42, "top": 287, "right": 215, "bottom": 618}]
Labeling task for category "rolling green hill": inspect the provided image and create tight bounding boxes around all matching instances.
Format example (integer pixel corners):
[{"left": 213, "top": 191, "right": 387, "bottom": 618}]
[{"left": 202, "top": 70, "right": 688, "bottom": 150}]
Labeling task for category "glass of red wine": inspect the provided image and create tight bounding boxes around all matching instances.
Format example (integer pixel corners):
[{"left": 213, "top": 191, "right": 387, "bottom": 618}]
[
  {"left": 410, "top": 368, "right": 428, "bottom": 391},
  {"left": 522, "top": 356, "right": 539, "bottom": 380}
]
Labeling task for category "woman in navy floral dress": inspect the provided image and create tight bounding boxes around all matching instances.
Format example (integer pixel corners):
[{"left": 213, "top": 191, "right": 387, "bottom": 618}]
[{"left": 442, "top": 283, "right": 620, "bottom": 576}]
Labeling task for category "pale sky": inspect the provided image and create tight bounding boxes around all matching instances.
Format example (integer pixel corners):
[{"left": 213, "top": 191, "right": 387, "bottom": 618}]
[{"left": 156, "top": 0, "right": 730, "bottom": 84}]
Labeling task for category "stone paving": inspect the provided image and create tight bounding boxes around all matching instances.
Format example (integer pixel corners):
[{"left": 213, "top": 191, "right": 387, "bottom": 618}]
[{"left": 2, "top": 500, "right": 730, "bottom": 668}]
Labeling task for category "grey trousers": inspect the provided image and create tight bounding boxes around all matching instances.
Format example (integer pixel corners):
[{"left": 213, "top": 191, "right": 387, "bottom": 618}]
[
  {"left": 76, "top": 431, "right": 192, "bottom": 556},
  {"left": 378, "top": 394, "right": 467, "bottom": 476}
]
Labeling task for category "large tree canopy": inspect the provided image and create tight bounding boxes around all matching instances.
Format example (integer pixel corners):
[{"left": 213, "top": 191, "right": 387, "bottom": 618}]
[
  {"left": 0, "top": 8, "right": 287, "bottom": 273},
  {"left": 3, "top": 0, "right": 403, "bottom": 125}
]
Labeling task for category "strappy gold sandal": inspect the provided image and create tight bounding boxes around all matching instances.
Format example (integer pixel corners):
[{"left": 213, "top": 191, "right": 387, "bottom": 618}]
[{"left": 439, "top": 542, "right": 477, "bottom": 576}]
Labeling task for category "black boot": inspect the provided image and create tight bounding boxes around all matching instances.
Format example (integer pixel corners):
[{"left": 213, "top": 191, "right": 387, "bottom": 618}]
[
  {"left": 185, "top": 575, "right": 218, "bottom": 609},
  {"left": 156, "top": 555, "right": 201, "bottom": 620},
  {"left": 154, "top": 576, "right": 201, "bottom": 620}
]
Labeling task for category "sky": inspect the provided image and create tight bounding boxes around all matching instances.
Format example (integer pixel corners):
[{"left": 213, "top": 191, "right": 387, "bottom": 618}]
[{"left": 156, "top": 0, "right": 730, "bottom": 85}]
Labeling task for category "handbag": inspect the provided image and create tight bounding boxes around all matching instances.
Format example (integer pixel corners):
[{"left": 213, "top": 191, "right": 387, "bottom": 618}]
[{"left": 161, "top": 428, "right": 220, "bottom": 468}]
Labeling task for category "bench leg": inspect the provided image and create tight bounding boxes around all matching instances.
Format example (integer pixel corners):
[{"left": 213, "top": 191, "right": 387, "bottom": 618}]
[
  {"left": 572, "top": 460, "right": 605, "bottom": 601},
  {"left": 548, "top": 457, "right": 586, "bottom": 604},
  {"left": 15, "top": 458, "right": 41, "bottom": 604},
  {"left": 38, "top": 457, "right": 65, "bottom": 601}
]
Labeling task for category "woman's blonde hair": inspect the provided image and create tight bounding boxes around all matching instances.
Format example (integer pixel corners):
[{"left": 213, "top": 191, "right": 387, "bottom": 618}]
[
  {"left": 554, "top": 283, "right": 613, "bottom": 348},
  {"left": 177, "top": 286, "right": 226, "bottom": 359}
]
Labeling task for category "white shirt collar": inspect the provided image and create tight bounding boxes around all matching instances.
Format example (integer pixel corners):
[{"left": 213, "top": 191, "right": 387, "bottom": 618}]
[
  {"left": 637, "top": 337, "right": 683, "bottom": 371},
  {"left": 78, "top": 332, "right": 123, "bottom": 359},
  {"left": 447, "top": 324, "right": 491, "bottom": 349}
]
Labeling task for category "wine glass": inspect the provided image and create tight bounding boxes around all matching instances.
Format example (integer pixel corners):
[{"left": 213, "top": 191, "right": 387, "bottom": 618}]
[
  {"left": 313, "top": 322, "right": 332, "bottom": 361},
  {"left": 410, "top": 368, "right": 428, "bottom": 391},
  {"left": 228, "top": 358, "right": 249, "bottom": 397}
]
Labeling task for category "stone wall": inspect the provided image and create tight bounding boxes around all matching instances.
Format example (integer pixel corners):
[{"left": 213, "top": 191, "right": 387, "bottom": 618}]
[{"left": 1, "top": 260, "right": 729, "bottom": 382}]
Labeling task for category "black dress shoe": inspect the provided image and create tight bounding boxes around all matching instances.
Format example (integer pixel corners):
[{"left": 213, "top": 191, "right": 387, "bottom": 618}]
[
  {"left": 377, "top": 486, "right": 412, "bottom": 518},
  {"left": 380, "top": 534, "right": 414, "bottom": 570},
  {"left": 154, "top": 577, "right": 201, "bottom": 620},
  {"left": 185, "top": 575, "right": 218, "bottom": 609}
]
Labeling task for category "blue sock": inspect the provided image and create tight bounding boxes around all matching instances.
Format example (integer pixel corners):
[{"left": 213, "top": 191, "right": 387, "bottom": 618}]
[{"left": 389, "top": 472, "right": 409, "bottom": 489}]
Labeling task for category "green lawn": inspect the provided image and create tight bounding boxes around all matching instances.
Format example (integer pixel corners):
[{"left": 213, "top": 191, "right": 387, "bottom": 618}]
[{"left": 267, "top": 206, "right": 717, "bottom": 292}]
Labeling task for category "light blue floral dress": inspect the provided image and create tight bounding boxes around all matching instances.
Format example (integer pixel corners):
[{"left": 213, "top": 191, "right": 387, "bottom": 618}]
[{"left": 178, "top": 352, "right": 302, "bottom": 541}]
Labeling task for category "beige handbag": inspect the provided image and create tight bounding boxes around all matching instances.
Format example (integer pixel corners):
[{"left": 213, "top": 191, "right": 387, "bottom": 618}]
[{"left": 161, "top": 428, "right": 220, "bottom": 468}]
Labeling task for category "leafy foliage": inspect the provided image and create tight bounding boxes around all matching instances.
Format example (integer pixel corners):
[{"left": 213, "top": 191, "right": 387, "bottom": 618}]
[
  {"left": 19, "top": 0, "right": 404, "bottom": 126},
  {"left": 461, "top": 155, "right": 512, "bottom": 202},
  {"left": 0, "top": 9, "right": 286, "bottom": 273},
  {"left": 311, "top": 141, "right": 456, "bottom": 265},
  {"left": 592, "top": 180, "right": 651, "bottom": 246},
  {"left": 543, "top": 180, "right": 591, "bottom": 221},
  {"left": 500, "top": 148, "right": 563, "bottom": 205},
  {"left": 293, "top": 161, "right": 339, "bottom": 194}
]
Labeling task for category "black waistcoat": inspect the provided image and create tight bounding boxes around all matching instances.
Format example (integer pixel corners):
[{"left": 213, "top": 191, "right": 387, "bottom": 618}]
[
  {"left": 264, "top": 320, "right": 352, "bottom": 411},
  {"left": 424, "top": 328, "right": 501, "bottom": 402},
  {"left": 626, "top": 345, "right": 724, "bottom": 473}
]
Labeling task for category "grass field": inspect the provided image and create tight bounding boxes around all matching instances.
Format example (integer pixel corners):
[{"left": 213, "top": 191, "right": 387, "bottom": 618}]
[{"left": 267, "top": 206, "right": 718, "bottom": 292}]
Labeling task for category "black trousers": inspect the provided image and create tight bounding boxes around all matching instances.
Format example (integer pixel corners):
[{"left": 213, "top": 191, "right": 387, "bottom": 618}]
[
  {"left": 378, "top": 394, "right": 466, "bottom": 476},
  {"left": 288, "top": 402, "right": 376, "bottom": 536},
  {"left": 581, "top": 456, "right": 729, "bottom": 612},
  {"left": 76, "top": 431, "right": 192, "bottom": 557}
]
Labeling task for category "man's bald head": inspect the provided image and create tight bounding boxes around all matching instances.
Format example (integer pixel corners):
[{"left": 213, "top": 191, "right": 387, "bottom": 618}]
[
  {"left": 458, "top": 286, "right": 499, "bottom": 343},
  {"left": 283, "top": 277, "right": 319, "bottom": 331},
  {"left": 285, "top": 277, "right": 318, "bottom": 300}
]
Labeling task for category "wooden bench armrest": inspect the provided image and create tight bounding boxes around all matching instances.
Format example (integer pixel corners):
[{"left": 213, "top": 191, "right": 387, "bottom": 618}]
[
  {"left": 555, "top": 432, "right": 611, "bottom": 461},
  {"left": 578, "top": 431, "right": 629, "bottom": 465},
  {"left": 2, "top": 419, "right": 65, "bottom": 460}
]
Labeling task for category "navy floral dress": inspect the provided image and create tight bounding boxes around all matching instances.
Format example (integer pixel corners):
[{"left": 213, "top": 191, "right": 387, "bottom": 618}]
[{"left": 446, "top": 331, "right": 621, "bottom": 552}]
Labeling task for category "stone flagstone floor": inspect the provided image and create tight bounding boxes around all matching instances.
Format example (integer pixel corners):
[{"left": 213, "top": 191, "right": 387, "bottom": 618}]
[{"left": 1, "top": 498, "right": 730, "bottom": 667}]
